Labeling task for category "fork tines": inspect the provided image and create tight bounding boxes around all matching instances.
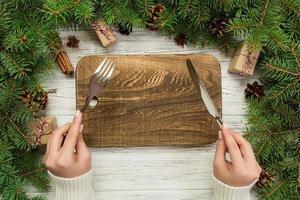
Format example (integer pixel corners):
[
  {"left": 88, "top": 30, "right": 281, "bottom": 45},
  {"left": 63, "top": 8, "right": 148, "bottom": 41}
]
[{"left": 94, "top": 57, "right": 116, "bottom": 82}]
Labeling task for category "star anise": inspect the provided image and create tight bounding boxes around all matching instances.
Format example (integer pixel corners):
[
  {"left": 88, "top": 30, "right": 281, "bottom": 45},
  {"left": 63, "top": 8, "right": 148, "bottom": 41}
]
[{"left": 67, "top": 35, "right": 80, "bottom": 48}]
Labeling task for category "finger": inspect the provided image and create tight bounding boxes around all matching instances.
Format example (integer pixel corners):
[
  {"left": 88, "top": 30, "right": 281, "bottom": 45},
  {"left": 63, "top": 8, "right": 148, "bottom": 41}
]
[
  {"left": 62, "top": 110, "right": 83, "bottom": 153},
  {"left": 76, "top": 132, "right": 90, "bottom": 162},
  {"left": 214, "top": 133, "right": 227, "bottom": 168},
  {"left": 225, "top": 160, "right": 233, "bottom": 172},
  {"left": 231, "top": 131, "right": 256, "bottom": 162},
  {"left": 49, "top": 123, "right": 72, "bottom": 154},
  {"left": 222, "top": 124, "right": 244, "bottom": 167},
  {"left": 44, "top": 132, "right": 53, "bottom": 160}
]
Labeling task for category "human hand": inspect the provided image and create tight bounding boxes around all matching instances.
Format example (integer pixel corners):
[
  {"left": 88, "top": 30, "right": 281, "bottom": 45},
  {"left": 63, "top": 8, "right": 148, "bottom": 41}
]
[
  {"left": 213, "top": 124, "right": 261, "bottom": 187},
  {"left": 43, "top": 110, "right": 91, "bottom": 178}
]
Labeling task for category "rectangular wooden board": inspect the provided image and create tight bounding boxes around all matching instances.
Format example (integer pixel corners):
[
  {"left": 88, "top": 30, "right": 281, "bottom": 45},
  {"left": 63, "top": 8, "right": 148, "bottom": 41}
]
[{"left": 76, "top": 54, "right": 221, "bottom": 147}]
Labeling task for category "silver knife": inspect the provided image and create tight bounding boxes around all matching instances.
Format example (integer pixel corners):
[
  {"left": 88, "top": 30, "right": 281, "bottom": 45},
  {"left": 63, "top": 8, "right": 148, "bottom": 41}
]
[{"left": 186, "top": 59, "right": 223, "bottom": 128}]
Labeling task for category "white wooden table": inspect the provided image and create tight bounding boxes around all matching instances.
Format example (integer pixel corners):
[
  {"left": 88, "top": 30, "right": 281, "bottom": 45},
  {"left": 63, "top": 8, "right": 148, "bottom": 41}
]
[{"left": 32, "top": 29, "right": 259, "bottom": 199}]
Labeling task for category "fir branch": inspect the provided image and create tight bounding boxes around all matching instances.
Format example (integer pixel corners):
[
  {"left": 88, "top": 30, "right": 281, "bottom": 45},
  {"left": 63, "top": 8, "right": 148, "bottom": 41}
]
[
  {"left": 280, "top": 0, "right": 300, "bottom": 17},
  {"left": 20, "top": 167, "right": 45, "bottom": 177},
  {"left": 271, "top": 80, "right": 299, "bottom": 99},
  {"left": 265, "top": 63, "right": 300, "bottom": 77},
  {"left": 291, "top": 43, "right": 300, "bottom": 70},
  {"left": 266, "top": 179, "right": 287, "bottom": 197},
  {"left": 259, "top": 0, "right": 270, "bottom": 26}
]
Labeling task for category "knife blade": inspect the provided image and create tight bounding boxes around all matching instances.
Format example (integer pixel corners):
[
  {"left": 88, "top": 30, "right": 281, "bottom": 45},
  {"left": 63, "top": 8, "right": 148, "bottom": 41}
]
[{"left": 186, "top": 59, "right": 223, "bottom": 128}]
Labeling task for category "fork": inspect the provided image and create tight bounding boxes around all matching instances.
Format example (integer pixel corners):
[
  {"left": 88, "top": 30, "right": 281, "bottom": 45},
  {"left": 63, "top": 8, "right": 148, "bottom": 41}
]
[{"left": 81, "top": 57, "right": 116, "bottom": 112}]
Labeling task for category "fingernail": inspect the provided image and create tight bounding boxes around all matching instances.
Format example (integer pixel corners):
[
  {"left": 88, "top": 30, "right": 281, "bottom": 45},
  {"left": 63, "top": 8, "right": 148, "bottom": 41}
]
[
  {"left": 75, "top": 109, "right": 81, "bottom": 117},
  {"left": 79, "top": 124, "right": 83, "bottom": 133},
  {"left": 218, "top": 130, "right": 222, "bottom": 140}
]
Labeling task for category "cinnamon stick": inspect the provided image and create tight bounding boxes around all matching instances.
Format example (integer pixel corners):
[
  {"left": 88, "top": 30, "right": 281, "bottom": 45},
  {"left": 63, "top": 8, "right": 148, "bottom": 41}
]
[{"left": 56, "top": 50, "right": 73, "bottom": 74}]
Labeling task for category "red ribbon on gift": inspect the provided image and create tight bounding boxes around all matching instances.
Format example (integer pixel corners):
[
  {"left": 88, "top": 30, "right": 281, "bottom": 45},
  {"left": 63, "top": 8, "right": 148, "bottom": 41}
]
[{"left": 92, "top": 21, "right": 112, "bottom": 41}]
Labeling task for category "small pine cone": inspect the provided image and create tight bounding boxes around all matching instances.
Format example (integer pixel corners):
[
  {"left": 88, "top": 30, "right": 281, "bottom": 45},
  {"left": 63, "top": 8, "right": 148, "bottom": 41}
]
[
  {"left": 256, "top": 169, "right": 276, "bottom": 188},
  {"left": 245, "top": 81, "right": 265, "bottom": 99},
  {"left": 118, "top": 23, "right": 131, "bottom": 35},
  {"left": 22, "top": 89, "right": 48, "bottom": 113},
  {"left": 174, "top": 33, "right": 186, "bottom": 47},
  {"left": 209, "top": 15, "right": 229, "bottom": 38},
  {"left": 146, "top": 4, "right": 165, "bottom": 31}
]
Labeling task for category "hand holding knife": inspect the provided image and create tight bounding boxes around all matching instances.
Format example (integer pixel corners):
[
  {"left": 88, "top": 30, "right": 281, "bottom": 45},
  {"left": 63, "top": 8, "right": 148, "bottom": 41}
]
[{"left": 186, "top": 59, "right": 223, "bottom": 128}]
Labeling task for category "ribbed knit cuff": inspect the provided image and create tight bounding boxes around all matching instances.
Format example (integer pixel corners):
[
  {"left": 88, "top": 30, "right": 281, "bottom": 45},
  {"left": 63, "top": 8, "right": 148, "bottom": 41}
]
[
  {"left": 48, "top": 169, "right": 96, "bottom": 200},
  {"left": 212, "top": 174, "right": 257, "bottom": 200}
]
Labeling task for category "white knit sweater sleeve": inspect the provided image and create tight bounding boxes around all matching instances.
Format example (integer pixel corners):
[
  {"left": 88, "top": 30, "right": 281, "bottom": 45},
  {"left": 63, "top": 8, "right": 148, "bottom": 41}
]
[
  {"left": 48, "top": 170, "right": 255, "bottom": 200},
  {"left": 212, "top": 175, "right": 257, "bottom": 200},
  {"left": 48, "top": 169, "right": 96, "bottom": 200}
]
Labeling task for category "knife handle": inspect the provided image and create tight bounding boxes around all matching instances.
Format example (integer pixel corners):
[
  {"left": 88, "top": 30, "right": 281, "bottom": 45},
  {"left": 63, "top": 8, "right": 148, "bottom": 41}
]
[{"left": 215, "top": 116, "right": 223, "bottom": 129}]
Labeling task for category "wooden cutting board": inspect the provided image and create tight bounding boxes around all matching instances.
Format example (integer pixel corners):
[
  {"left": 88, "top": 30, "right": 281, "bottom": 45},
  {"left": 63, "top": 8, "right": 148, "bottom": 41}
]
[{"left": 76, "top": 54, "right": 221, "bottom": 147}]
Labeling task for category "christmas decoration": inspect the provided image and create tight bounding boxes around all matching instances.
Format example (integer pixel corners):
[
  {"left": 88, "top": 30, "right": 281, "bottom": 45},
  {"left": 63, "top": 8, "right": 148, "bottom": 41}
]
[
  {"left": 56, "top": 50, "right": 74, "bottom": 74},
  {"left": 22, "top": 89, "right": 48, "bottom": 113},
  {"left": 67, "top": 35, "right": 80, "bottom": 48},
  {"left": 174, "top": 33, "right": 186, "bottom": 47},
  {"left": 228, "top": 42, "right": 261, "bottom": 75},
  {"left": 118, "top": 23, "right": 131, "bottom": 35},
  {"left": 146, "top": 4, "right": 165, "bottom": 31},
  {"left": 209, "top": 14, "right": 229, "bottom": 38},
  {"left": 1, "top": 0, "right": 299, "bottom": 199},
  {"left": 255, "top": 169, "right": 276, "bottom": 188},
  {"left": 245, "top": 81, "right": 265, "bottom": 100},
  {"left": 28, "top": 117, "right": 57, "bottom": 147},
  {"left": 92, "top": 20, "right": 117, "bottom": 48}
]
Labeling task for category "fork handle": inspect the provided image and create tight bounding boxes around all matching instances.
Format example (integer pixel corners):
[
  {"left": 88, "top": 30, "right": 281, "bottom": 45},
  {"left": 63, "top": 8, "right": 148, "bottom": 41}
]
[
  {"left": 215, "top": 116, "right": 223, "bottom": 129},
  {"left": 81, "top": 96, "right": 93, "bottom": 113}
]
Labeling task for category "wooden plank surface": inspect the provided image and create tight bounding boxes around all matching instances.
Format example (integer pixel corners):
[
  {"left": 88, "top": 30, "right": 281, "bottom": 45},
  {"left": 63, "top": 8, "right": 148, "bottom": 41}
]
[
  {"left": 28, "top": 29, "right": 260, "bottom": 199},
  {"left": 76, "top": 54, "right": 221, "bottom": 147}
]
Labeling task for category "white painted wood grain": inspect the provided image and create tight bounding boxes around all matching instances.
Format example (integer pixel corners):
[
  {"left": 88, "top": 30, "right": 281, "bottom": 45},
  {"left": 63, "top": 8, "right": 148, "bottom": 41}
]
[{"left": 29, "top": 29, "right": 259, "bottom": 199}]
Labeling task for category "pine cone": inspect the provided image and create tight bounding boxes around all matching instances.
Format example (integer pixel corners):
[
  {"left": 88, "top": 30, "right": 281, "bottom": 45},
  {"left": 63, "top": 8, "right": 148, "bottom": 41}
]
[
  {"left": 256, "top": 169, "right": 276, "bottom": 188},
  {"left": 146, "top": 4, "right": 165, "bottom": 31},
  {"left": 209, "top": 15, "right": 229, "bottom": 38},
  {"left": 287, "top": 100, "right": 299, "bottom": 112},
  {"left": 118, "top": 23, "right": 132, "bottom": 35},
  {"left": 67, "top": 35, "right": 80, "bottom": 48},
  {"left": 245, "top": 81, "right": 265, "bottom": 99},
  {"left": 174, "top": 33, "right": 185, "bottom": 47},
  {"left": 22, "top": 89, "right": 48, "bottom": 113}
]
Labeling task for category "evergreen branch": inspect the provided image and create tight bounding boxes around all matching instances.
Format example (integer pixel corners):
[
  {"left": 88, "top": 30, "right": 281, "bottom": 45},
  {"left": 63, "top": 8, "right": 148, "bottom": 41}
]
[
  {"left": 251, "top": 117, "right": 273, "bottom": 136},
  {"left": 291, "top": 43, "right": 300, "bottom": 70},
  {"left": 255, "top": 139, "right": 268, "bottom": 158},
  {"left": 280, "top": 0, "right": 300, "bottom": 17},
  {"left": 249, "top": 128, "right": 300, "bottom": 136},
  {"left": 271, "top": 80, "right": 299, "bottom": 99},
  {"left": 266, "top": 179, "right": 287, "bottom": 197},
  {"left": 8, "top": 118, "right": 29, "bottom": 144},
  {"left": 265, "top": 63, "right": 300, "bottom": 77},
  {"left": 1, "top": 52, "right": 30, "bottom": 78},
  {"left": 20, "top": 167, "right": 45, "bottom": 177},
  {"left": 259, "top": 0, "right": 270, "bottom": 26}
]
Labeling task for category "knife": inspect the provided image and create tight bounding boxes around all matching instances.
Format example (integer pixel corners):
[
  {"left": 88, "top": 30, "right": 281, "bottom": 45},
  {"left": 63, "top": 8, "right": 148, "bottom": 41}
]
[{"left": 186, "top": 59, "right": 223, "bottom": 128}]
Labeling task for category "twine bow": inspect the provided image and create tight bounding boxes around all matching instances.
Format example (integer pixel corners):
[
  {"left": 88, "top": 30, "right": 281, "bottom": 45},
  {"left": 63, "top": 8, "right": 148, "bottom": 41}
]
[
  {"left": 92, "top": 21, "right": 112, "bottom": 41},
  {"left": 235, "top": 53, "right": 258, "bottom": 75},
  {"left": 34, "top": 118, "right": 51, "bottom": 146}
]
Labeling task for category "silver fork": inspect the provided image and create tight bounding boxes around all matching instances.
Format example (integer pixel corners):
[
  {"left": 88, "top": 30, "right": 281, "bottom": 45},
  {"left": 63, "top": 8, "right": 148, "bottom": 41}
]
[{"left": 81, "top": 57, "right": 116, "bottom": 112}]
